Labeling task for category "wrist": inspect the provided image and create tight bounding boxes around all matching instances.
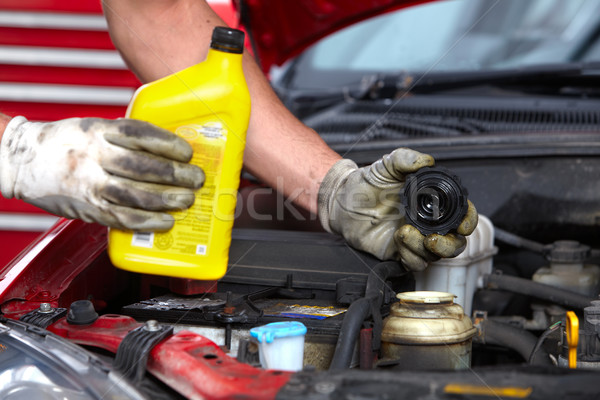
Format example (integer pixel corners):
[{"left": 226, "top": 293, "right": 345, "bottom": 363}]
[
  {"left": 317, "top": 158, "right": 358, "bottom": 233},
  {"left": 0, "top": 116, "right": 31, "bottom": 198},
  {"left": 0, "top": 113, "right": 12, "bottom": 138}
]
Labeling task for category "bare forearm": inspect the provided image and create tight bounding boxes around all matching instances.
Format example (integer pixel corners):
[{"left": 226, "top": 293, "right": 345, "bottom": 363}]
[
  {"left": 242, "top": 57, "right": 340, "bottom": 213},
  {"left": 101, "top": 0, "right": 341, "bottom": 213},
  {"left": 0, "top": 112, "right": 12, "bottom": 142}
]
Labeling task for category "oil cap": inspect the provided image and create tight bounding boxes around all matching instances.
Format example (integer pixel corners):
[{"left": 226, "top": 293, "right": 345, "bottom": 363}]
[
  {"left": 210, "top": 27, "right": 245, "bottom": 54},
  {"left": 402, "top": 166, "right": 469, "bottom": 235}
]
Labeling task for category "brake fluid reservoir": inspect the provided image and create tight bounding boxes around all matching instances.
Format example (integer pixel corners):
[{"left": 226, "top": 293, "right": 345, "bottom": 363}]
[
  {"left": 533, "top": 241, "right": 600, "bottom": 296},
  {"left": 108, "top": 27, "right": 251, "bottom": 280},
  {"left": 381, "top": 291, "right": 476, "bottom": 370},
  {"left": 414, "top": 215, "right": 496, "bottom": 316}
]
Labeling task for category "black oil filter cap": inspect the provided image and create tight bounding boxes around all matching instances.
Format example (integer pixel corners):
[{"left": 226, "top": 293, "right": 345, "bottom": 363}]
[
  {"left": 210, "top": 27, "right": 245, "bottom": 54},
  {"left": 402, "top": 166, "right": 469, "bottom": 235}
]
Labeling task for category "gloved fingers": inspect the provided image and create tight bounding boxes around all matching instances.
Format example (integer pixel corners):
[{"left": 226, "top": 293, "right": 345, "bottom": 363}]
[
  {"left": 381, "top": 148, "right": 435, "bottom": 180},
  {"left": 394, "top": 224, "right": 467, "bottom": 270},
  {"left": 394, "top": 224, "right": 441, "bottom": 262},
  {"left": 101, "top": 176, "right": 196, "bottom": 211},
  {"left": 101, "top": 146, "right": 205, "bottom": 189},
  {"left": 424, "top": 233, "right": 467, "bottom": 258},
  {"left": 100, "top": 118, "right": 195, "bottom": 162},
  {"left": 398, "top": 246, "right": 429, "bottom": 272},
  {"left": 107, "top": 204, "right": 175, "bottom": 231},
  {"left": 26, "top": 194, "right": 175, "bottom": 231},
  {"left": 457, "top": 200, "right": 478, "bottom": 236}
]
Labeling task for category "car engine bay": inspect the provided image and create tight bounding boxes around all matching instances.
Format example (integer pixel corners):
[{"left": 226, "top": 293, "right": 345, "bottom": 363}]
[{"left": 2, "top": 92, "right": 600, "bottom": 399}]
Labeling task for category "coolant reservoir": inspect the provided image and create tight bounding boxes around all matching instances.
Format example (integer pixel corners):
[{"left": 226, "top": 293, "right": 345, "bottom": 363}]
[
  {"left": 381, "top": 291, "right": 476, "bottom": 370},
  {"left": 414, "top": 215, "right": 496, "bottom": 315},
  {"left": 533, "top": 241, "right": 600, "bottom": 296}
]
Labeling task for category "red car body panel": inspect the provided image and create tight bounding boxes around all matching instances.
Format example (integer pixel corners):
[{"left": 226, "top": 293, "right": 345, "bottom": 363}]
[
  {"left": 48, "top": 314, "right": 292, "bottom": 400},
  {"left": 238, "top": 0, "right": 431, "bottom": 72}
]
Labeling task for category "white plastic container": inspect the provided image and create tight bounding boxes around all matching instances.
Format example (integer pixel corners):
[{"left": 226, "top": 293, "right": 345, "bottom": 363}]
[
  {"left": 249, "top": 321, "right": 307, "bottom": 371},
  {"left": 533, "top": 240, "right": 600, "bottom": 296},
  {"left": 414, "top": 215, "right": 497, "bottom": 315}
]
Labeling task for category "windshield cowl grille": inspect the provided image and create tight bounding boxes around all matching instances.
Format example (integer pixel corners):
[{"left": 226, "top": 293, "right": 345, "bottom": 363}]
[{"left": 306, "top": 98, "right": 600, "bottom": 145}]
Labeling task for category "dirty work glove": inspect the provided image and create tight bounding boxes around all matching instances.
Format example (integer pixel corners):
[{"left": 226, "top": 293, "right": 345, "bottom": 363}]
[
  {"left": 318, "top": 148, "right": 478, "bottom": 271},
  {"left": 0, "top": 116, "right": 204, "bottom": 231}
]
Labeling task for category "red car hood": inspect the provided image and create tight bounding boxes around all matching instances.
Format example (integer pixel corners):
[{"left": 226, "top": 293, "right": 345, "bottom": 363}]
[{"left": 237, "top": 0, "right": 432, "bottom": 72}]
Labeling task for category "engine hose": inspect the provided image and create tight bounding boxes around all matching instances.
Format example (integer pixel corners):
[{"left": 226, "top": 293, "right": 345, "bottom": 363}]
[
  {"left": 484, "top": 273, "right": 597, "bottom": 309},
  {"left": 364, "top": 261, "right": 405, "bottom": 308},
  {"left": 329, "top": 261, "right": 405, "bottom": 371},
  {"left": 494, "top": 227, "right": 546, "bottom": 253},
  {"left": 329, "top": 297, "right": 372, "bottom": 371},
  {"left": 474, "top": 319, "right": 553, "bottom": 366},
  {"left": 494, "top": 227, "right": 600, "bottom": 258}
]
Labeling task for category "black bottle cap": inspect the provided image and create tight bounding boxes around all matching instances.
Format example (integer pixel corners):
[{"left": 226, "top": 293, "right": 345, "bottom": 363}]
[
  {"left": 210, "top": 27, "right": 245, "bottom": 54},
  {"left": 66, "top": 300, "right": 99, "bottom": 325},
  {"left": 402, "top": 166, "right": 469, "bottom": 235}
]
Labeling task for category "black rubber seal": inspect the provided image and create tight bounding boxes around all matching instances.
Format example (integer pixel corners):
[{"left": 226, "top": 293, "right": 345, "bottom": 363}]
[
  {"left": 20, "top": 307, "right": 67, "bottom": 329},
  {"left": 66, "top": 300, "right": 98, "bottom": 325},
  {"left": 402, "top": 166, "right": 469, "bottom": 235},
  {"left": 114, "top": 324, "right": 174, "bottom": 382}
]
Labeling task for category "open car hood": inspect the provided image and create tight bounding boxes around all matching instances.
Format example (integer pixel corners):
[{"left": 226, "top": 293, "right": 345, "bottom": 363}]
[{"left": 237, "top": 0, "right": 432, "bottom": 71}]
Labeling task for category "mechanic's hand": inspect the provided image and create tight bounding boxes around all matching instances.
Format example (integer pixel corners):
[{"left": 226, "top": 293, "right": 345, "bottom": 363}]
[
  {"left": 0, "top": 116, "right": 204, "bottom": 231},
  {"left": 318, "top": 148, "right": 477, "bottom": 271}
]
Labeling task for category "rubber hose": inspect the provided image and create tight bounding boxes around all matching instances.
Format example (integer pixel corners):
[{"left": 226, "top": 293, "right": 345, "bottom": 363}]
[
  {"left": 484, "top": 273, "right": 596, "bottom": 309},
  {"left": 365, "top": 262, "right": 404, "bottom": 308},
  {"left": 329, "top": 297, "right": 371, "bottom": 371},
  {"left": 329, "top": 262, "right": 405, "bottom": 370},
  {"left": 474, "top": 319, "right": 552, "bottom": 366},
  {"left": 494, "top": 227, "right": 546, "bottom": 253}
]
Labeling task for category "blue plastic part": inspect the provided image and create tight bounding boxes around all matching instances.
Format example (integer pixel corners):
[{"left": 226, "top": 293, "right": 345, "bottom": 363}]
[{"left": 249, "top": 321, "right": 307, "bottom": 344}]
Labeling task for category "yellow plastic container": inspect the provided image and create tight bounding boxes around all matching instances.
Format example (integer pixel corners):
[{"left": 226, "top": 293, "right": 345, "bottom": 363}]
[{"left": 108, "top": 27, "right": 251, "bottom": 280}]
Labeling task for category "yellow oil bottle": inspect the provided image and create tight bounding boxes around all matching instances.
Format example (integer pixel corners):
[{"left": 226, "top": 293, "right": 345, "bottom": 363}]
[{"left": 108, "top": 27, "right": 251, "bottom": 280}]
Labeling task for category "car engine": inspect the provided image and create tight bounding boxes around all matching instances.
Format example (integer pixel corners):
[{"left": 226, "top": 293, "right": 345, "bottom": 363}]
[{"left": 1, "top": 92, "right": 600, "bottom": 399}]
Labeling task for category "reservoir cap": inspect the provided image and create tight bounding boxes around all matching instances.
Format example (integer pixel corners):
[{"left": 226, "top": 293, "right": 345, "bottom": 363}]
[
  {"left": 544, "top": 240, "right": 590, "bottom": 263},
  {"left": 250, "top": 321, "right": 307, "bottom": 343},
  {"left": 211, "top": 27, "right": 245, "bottom": 54},
  {"left": 403, "top": 166, "right": 469, "bottom": 235},
  {"left": 397, "top": 291, "right": 456, "bottom": 304}
]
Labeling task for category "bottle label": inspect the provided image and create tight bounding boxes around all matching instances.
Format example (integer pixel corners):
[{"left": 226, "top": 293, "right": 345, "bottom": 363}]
[
  {"left": 163, "top": 122, "right": 227, "bottom": 256},
  {"left": 131, "top": 232, "right": 155, "bottom": 248}
]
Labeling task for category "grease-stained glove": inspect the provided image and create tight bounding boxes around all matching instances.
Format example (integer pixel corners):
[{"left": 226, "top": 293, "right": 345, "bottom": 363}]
[
  {"left": 318, "top": 148, "right": 478, "bottom": 271},
  {"left": 0, "top": 116, "right": 204, "bottom": 231}
]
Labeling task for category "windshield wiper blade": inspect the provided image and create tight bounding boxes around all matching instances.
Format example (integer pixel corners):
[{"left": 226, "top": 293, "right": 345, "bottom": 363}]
[{"left": 363, "top": 62, "right": 600, "bottom": 98}]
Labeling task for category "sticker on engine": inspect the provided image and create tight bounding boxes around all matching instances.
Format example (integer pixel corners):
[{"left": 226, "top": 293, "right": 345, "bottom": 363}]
[{"left": 263, "top": 303, "right": 347, "bottom": 320}]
